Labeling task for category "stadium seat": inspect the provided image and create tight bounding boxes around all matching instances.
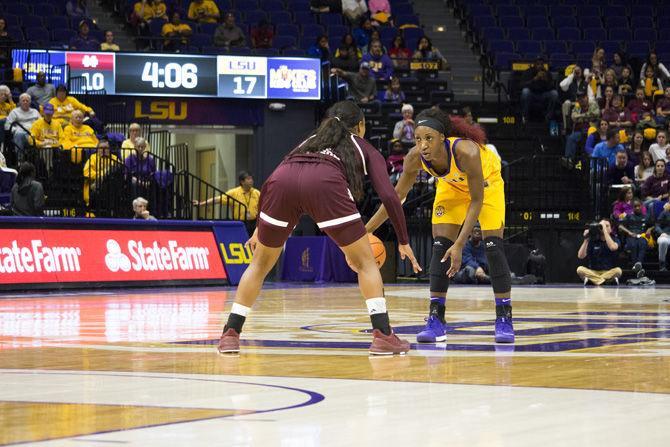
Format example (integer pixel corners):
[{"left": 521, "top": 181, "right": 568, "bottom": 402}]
[
  {"left": 244, "top": 10, "right": 267, "bottom": 25},
  {"left": 488, "top": 40, "right": 515, "bottom": 54},
  {"left": 52, "top": 28, "right": 76, "bottom": 43},
  {"left": 609, "top": 29, "right": 633, "bottom": 42},
  {"left": 549, "top": 53, "right": 574, "bottom": 70},
  {"left": 262, "top": 0, "right": 285, "bottom": 12},
  {"left": 199, "top": 23, "right": 218, "bottom": 35},
  {"left": 571, "top": 41, "right": 595, "bottom": 55},
  {"left": 631, "top": 16, "right": 654, "bottom": 29},
  {"left": 471, "top": 16, "right": 497, "bottom": 31},
  {"left": 498, "top": 16, "right": 524, "bottom": 29},
  {"left": 393, "top": 4, "right": 414, "bottom": 15},
  {"left": 294, "top": 12, "right": 316, "bottom": 26},
  {"left": 507, "top": 28, "right": 530, "bottom": 41},
  {"left": 549, "top": 6, "right": 573, "bottom": 17},
  {"left": 627, "top": 41, "right": 650, "bottom": 58},
  {"left": 46, "top": 16, "right": 69, "bottom": 30},
  {"left": 25, "top": 27, "right": 50, "bottom": 45},
  {"left": 480, "top": 27, "right": 505, "bottom": 42},
  {"left": 253, "top": 48, "right": 279, "bottom": 56},
  {"left": 543, "top": 41, "right": 567, "bottom": 55},
  {"left": 580, "top": 6, "right": 601, "bottom": 17},
  {"left": 283, "top": 48, "right": 306, "bottom": 57},
  {"left": 495, "top": 5, "right": 520, "bottom": 17},
  {"left": 276, "top": 24, "right": 299, "bottom": 39},
  {"left": 5, "top": 3, "right": 30, "bottom": 16},
  {"left": 600, "top": 41, "right": 623, "bottom": 55},
  {"left": 633, "top": 29, "right": 657, "bottom": 42},
  {"left": 271, "top": 35, "right": 296, "bottom": 50},
  {"left": 604, "top": 17, "right": 628, "bottom": 29},
  {"left": 517, "top": 40, "right": 542, "bottom": 59},
  {"left": 526, "top": 16, "right": 549, "bottom": 29},
  {"left": 328, "top": 25, "right": 348, "bottom": 39},
  {"left": 285, "top": 0, "right": 311, "bottom": 12},
  {"left": 7, "top": 26, "right": 24, "bottom": 41},
  {"left": 2, "top": 14, "right": 20, "bottom": 27},
  {"left": 523, "top": 6, "right": 546, "bottom": 18},
  {"left": 21, "top": 16, "right": 43, "bottom": 28},
  {"left": 553, "top": 16, "right": 577, "bottom": 29},
  {"left": 557, "top": 27, "right": 581, "bottom": 41},
  {"left": 582, "top": 28, "right": 607, "bottom": 42},
  {"left": 403, "top": 28, "right": 424, "bottom": 42},
  {"left": 269, "top": 11, "right": 292, "bottom": 25},
  {"left": 190, "top": 33, "right": 211, "bottom": 49},
  {"left": 34, "top": 3, "right": 57, "bottom": 17},
  {"left": 319, "top": 13, "right": 343, "bottom": 27},
  {"left": 396, "top": 15, "right": 420, "bottom": 27},
  {"left": 492, "top": 52, "right": 518, "bottom": 70},
  {"left": 532, "top": 28, "right": 555, "bottom": 41},
  {"left": 235, "top": 0, "right": 258, "bottom": 12},
  {"left": 302, "top": 24, "right": 325, "bottom": 37}
]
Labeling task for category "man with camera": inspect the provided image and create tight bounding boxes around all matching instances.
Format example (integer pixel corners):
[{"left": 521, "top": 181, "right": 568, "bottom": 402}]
[{"left": 577, "top": 219, "right": 622, "bottom": 285}]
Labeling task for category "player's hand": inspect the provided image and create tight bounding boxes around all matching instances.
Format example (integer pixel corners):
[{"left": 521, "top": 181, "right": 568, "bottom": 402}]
[
  {"left": 245, "top": 229, "right": 259, "bottom": 253},
  {"left": 398, "top": 244, "right": 422, "bottom": 273},
  {"left": 441, "top": 244, "right": 462, "bottom": 277}
]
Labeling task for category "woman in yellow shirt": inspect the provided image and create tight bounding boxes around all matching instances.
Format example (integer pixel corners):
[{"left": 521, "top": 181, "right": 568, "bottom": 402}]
[
  {"left": 0, "top": 85, "right": 16, "bottom": 119},
  {"left": 121, "top": 122, "right": 151, "bottom": 160},
  {"left": 62, "top": 110, "right": 98, "bottom": 163},
  {"left": 48, "top": 85, "right": 94, "bottom": 126}
]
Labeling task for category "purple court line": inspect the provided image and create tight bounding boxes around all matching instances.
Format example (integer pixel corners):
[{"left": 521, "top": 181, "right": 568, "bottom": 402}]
[{"left": 0, "top": 370, "right": 325, "bottom": 447}]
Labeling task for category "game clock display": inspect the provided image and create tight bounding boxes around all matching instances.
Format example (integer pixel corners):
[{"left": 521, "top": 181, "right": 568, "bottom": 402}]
[{"left": 13, "top": 49, "right": 321, "bottom": 100}]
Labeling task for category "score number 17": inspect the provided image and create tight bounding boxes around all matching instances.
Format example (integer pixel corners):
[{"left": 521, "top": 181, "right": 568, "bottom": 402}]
[{"left": 233, "top": 76, "right": 257, "bottom": 95}]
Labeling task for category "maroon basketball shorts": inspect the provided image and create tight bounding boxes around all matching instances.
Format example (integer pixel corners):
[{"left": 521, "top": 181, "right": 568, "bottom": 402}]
[{"left": 257, "top": 161, "right": 366, "bottom": 248}]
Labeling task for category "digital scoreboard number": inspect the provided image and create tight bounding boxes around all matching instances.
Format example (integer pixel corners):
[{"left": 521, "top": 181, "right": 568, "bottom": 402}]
[
  {"left": 66, "top": 52, "right": 115, "bottom": 94},
  {"left": 217, "top": 56, "right": 267, "bottom": 99},
  {"left": 115, "top": 54, "right": 218, "bottom": 97}
]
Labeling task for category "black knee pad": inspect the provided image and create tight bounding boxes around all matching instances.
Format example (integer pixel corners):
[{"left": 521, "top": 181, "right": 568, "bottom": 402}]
[
  {"left": 484, "top": 236, "right": 511, "bottom": 294},
  {"left": 430, "top": 236, "right": 453, "bottom": 294}
]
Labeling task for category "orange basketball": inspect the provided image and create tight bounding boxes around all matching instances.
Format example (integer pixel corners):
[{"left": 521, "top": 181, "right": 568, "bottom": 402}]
[{"left": 368, "top": 233, "right": 386, "bottom": 268}]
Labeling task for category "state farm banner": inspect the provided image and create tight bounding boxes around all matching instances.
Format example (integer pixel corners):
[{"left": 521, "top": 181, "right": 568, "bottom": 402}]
[{"left": 0, "top": 229, "right": 226, "bottom": 285}]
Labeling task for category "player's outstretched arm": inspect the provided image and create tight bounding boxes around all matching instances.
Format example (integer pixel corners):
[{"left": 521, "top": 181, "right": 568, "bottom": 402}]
[{"left": 365, "top": 147, "right": 421, "bottom": 233}]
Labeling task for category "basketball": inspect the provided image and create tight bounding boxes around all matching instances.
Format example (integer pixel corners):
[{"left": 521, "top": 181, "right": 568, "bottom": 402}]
[{"left": 368, "top": 233, "right": 386, "bottom": 268}]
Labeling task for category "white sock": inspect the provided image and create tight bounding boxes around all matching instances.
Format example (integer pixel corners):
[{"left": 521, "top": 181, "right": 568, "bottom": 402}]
[
  {"left": 365, "top": 297, "right": 387, "bottom": 315},
  {"left": 231, "top": 302, "right": 251, "bottom": 317}
]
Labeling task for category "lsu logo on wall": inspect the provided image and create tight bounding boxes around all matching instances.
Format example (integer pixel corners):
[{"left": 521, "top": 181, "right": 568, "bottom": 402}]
[
  {"left": 219, "top": 242, "right": 252, "bottom": 265},
  {"left": 134, "top": 101, "right": 188, "bottom": 121}
]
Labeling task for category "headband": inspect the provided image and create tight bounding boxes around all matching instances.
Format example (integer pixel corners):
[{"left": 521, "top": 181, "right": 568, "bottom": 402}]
[{"left": 415, "top": 117, "right": 446, "bottom": 135}]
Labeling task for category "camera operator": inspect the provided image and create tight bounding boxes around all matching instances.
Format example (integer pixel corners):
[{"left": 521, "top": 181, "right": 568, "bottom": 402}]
[{"left": 577, "top": 219, "right": 622, "bottom": 285}]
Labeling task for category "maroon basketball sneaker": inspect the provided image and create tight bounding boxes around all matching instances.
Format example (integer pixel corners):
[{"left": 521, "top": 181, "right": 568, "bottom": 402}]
[
  {"left": 369, "top": 329, "right": 411, "bottom": 355},
  {"left": 217, "top": 328, "right": 240, "bottom": 354}
]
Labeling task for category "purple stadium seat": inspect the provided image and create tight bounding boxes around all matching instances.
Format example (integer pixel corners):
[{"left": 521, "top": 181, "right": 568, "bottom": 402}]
[
  {"left": 507, "top": 28, "right": 529, "bottom": 41},
  {"left": 269, "top": 11, "right": 292, "bottom": 25},
  {"left": 272, "top": 35, "right": 296, "bottom": 49}
]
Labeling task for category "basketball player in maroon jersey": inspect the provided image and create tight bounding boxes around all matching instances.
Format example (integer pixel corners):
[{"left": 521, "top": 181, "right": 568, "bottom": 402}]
[{"left": 217, "top": 101, "right": 421, "bottom": 355}]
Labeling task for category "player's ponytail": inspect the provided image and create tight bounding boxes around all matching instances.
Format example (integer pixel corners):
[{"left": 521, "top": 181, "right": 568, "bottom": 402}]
[
  {"left": 416, "top": 108, "right": 487, "bottom": 145},
  {"left": 295, "top": 100, "right": 365, "bottom": 200}
]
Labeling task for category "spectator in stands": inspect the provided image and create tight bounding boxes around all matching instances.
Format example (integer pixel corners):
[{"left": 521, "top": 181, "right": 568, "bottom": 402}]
[
  {"left": 369, "top": 0, "right": 392, "bottom": 25},
  {"left": 340, "top": 33, "right": 362, "bottom": 59},
  {"left": 635, "top": 151, "right": 654, "bottom": 184},
  {"left": 66, "top": 0, "right": 91, "bottom": 21},
  {"left": 62, "top": 110, "right": 98, "bottom": 163},
  {"left": 49, "top": 85, "right": 95, "bottom": 126},
  {"left": 30, "top": 103, "right": 62, "bottom": 149},
  {"left": 308, "top": 35, "right": 330, "bottom": 62},
  {"left": 384, "top": 77, "right": 405, "bottom": 103},
  {"left": 591, "top": 47, "right": 606, "bottom": 79},
  {"left": 26, "top": 72, "right": 56, "bottom": 107},
  {"left": 131, "top": 1, "right": 160, "bottom": 49},
  {"left": 332, "top": 45, "right": 360, "bottom": 72},
  {"left": 641, "top": 65, "right": 664, "bottom": 100},
  {"left": 577, "top": 219, "right": 622, "bottom": 286},
  {"left": 563, "top": 92, "right": 600, "bottom": 164},
  {"left": 101, "top": 31, "right": 120, "bottom": 51},
  {"left": 598, "top": 69, "right": 619, "bottom": 100},
  {"left": 331, "top": 63, "right": 377, "bottom": 103},
  {"left": 618, "top": 198, "right": 650, "bottom": 270},
  {"left": 636, "top": 111, "right": 660, "bottom": 140},
  {"left": 10, "top": 162, "right": 44, "bottom": 216},
  {"left": 628, "top": 87, "right": 655, "bottom": 123},
  {"left": 369, "top": 30, "right": 387, "bottom": 53},
  {"left": 133, "top": 196, "right": 157, "bottom": 221},
  {"left": 602, "top": 95, "right": 633, "bottom": 135},
  {"left": 214, "top": 12, "right": 246, "bottom": 49},
  {"left": 640, "top": 51, "right": 670, "bottom": 86},
  {"left": 655, "top": 202, "right": 670, "bottom": 271},
  {"left": 250, "top": 20, "right": 274, "bottom": 49},
  {"left": 0, "top": 85, "right": 15, "bottom": 150},
  {"left": 598, "top": 85, "right": 615, "bottom": 111},
  {"left": 5, "top": 93, "right": 40, "bottom": 159},
  {"left": 584, "top": 119, "right": 610, "bottom": 157},
  {"left": 386, "top": 139, "right": 405, "bottom": 184},
  {"left": 188, "top": 0, "right": 220, "bottom": 24},
  {"left": 649, "top": 131, "right": 670, "bottom": 162},
  {"left": 618, "top": 66, "right": 635, "bottom": 99},
  {"left": 412, "top": 36, "right": 447, "bottom": 67},
  {"left": 125, "top": 137, "right": 156, "bottom": 194},
  {"left": 151, "top": 0, "right": 168, "bottom": 21},
  {"left": 656, "top": 86, "right": 670, "bottom": 125},
  {"left": 353, "top": 18, "right": 375, "bottom": 50},
  {"left": 453, "top": 225, "right": 490, "bottom": 285},
  {"left": 388, "top": 35, "right": 411, "bottom": 70},
  {"left": 612, "top": 186, "right": 635, "bottom": 220},
  {"left": 609, "top": 52, "right": 630, "bottom": 79},
  {"left": 393, "top": 103, "right": 415, "bottom": 144},
  {"left": 627, "top": 130, "right": 647, "bottom": 164},
  {"left": 83, "top": 138, "right": 119, "bottom": 206},
  {"left": 195, "top": 171, "right": 260, "bottom": 234},
  {"left": 641, "top": 158, "right": 670, "bottom": 217},
  {"left": 342, "top": 0, "right": 368, "bottom": 25},
  {"left": 162, "top": 12, "right": 192, "bottom": 51},
  {"left": 121, "top": 123, "right": 151, "bottom": 160},
  {"left": 607, "top": 151, "right": 634, "bottom": 186},
  {"left": 69, "top": 20, "right": 100, "bottom": 51},
  {"left": 592, "top": 129, "right": 624, "bottom": 166},
  {"left": 362, "top": 40, "right": 393, "bottom": 80},
  {"left": 520, "top": 57, "right": 559, "bottom": 124},
  {"left": 559, "top": 65, "right": 588, "bottom": 131}
]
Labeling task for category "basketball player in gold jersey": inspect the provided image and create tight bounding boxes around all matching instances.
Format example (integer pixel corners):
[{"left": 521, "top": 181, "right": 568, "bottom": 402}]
[{"left": 366, "top": 108, "right": 514, "bottom": 343}]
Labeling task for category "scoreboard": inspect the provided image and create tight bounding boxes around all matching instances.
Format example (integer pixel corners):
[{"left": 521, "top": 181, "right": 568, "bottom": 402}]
[{"left": 13, "top": 49, "right": 321, "bottom": 100}]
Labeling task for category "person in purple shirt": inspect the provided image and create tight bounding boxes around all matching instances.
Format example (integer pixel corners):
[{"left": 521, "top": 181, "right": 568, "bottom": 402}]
[
  {"left": 361, "top": 40, "right": 394, "bottom": 80},
  {"left": 69, "top": 21, "right": 100, "bottom": 51},
  {"left": 124, "top": 137, "right": 156, "bottom": 194}
]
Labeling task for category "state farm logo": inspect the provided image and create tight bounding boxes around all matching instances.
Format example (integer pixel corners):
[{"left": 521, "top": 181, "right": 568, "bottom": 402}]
[
  {"left": 104, "top": 239, "right": 211, "bottom": 272},
  {"left": 0, "top": 240, "right": 82, "bottom": 274}
]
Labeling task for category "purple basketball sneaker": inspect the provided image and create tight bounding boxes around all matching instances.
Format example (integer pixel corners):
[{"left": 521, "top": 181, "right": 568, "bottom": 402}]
[
  {"left": 494, "top": 316, "right": 515, "bottom": 343},
  {"left": 416, "top": 315, "right": 447, "bottom": 343}
]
